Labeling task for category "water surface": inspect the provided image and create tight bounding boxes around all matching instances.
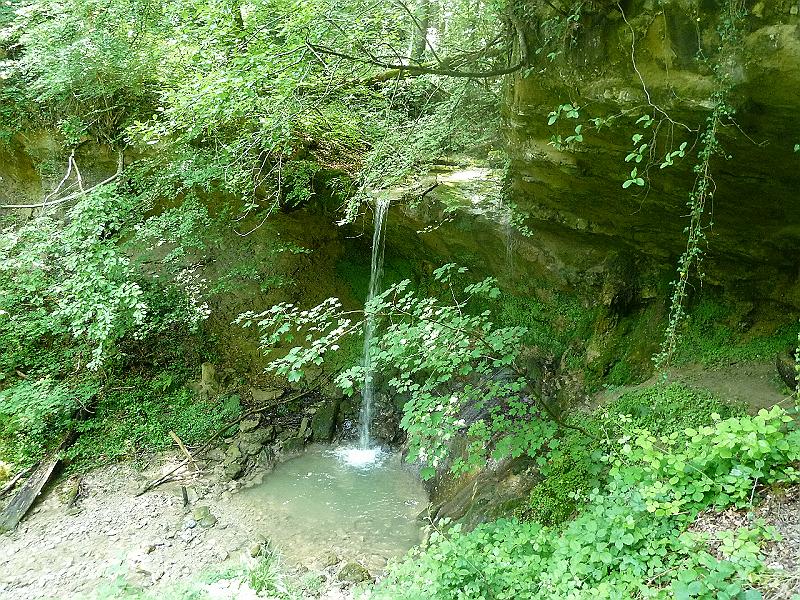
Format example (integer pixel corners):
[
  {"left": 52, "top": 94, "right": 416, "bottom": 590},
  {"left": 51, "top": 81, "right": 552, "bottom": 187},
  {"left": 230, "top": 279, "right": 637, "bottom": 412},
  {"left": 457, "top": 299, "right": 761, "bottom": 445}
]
[{"left": 235, "top": 445, "right": 427, "bottom": 569}]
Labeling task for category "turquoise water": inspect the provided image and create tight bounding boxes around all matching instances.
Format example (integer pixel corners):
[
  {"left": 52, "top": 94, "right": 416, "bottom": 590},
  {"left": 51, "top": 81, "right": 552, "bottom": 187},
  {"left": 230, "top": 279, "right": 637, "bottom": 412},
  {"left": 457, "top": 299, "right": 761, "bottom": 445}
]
[{"left": 237, "top": 445, "right": 427, "bottom": 569}]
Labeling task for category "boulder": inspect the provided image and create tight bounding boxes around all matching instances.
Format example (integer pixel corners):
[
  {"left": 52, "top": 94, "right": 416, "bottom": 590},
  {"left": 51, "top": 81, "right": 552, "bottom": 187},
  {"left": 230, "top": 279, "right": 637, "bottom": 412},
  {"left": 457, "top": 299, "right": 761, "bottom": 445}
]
[
  {"left": 240, "top": 426, "right": 275, "bottom": 446},
  {"left": 225, "top": 444, "right": 242, "bottom": 461},
  {"left": 206, "top": 448, "right": 227, "bottom": 462},
  {"left": 239, "top": 441, "right": 263, "bottom": 457},
  {"left": 370, "top": 393, "right": 403, "bottom": 444},
  {"left": 282, "top": 435, "right": 305, "bottom": 453},
  {"left": 311, "top": 400, "right": 339, "bottom": 442},
  {"left": 222, "top": 458, "right": 243, "bottom": 480},
  {"left": 320, "top": 550, "right": 339, "bottom": 568}
]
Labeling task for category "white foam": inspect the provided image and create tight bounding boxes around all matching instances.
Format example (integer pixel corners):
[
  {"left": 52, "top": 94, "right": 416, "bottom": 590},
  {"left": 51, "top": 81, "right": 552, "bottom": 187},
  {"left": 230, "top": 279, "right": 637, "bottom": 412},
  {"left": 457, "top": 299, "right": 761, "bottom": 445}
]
[{"left": 333, "top": 446, "right": 384, "bottom": 468}]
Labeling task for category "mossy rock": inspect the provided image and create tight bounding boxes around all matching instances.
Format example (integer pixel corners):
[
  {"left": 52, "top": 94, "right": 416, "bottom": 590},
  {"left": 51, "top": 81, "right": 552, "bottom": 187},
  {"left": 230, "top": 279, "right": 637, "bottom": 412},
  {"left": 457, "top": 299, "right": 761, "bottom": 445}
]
[
  {"left": 337, "top": 561, "right": 371, "bottom": 584},
  {"left": 311, "top": 400, "right": 339, "bottom": 442}
]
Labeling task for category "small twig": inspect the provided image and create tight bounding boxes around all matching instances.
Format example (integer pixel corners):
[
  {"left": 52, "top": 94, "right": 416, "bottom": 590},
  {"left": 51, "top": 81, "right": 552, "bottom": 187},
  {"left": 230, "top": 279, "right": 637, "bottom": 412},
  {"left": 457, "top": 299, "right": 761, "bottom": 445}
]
[{"left": 169, "top": 431, "right": 199, "bottom": 472}]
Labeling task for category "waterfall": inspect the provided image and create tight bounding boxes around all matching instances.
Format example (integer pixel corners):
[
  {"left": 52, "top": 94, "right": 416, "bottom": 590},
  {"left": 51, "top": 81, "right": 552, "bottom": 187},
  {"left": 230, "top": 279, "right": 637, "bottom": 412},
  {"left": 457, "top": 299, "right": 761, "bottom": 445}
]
[{"left": 358, "top": 197, "right": 390, "bottom": 449}]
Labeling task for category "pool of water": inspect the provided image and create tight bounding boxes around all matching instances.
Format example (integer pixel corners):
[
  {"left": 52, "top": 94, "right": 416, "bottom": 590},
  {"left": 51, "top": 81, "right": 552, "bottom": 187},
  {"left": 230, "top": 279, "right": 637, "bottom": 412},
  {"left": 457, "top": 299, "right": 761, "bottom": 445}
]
[{"left": 233, "top": 445, "right": 428, "bottom": 569}]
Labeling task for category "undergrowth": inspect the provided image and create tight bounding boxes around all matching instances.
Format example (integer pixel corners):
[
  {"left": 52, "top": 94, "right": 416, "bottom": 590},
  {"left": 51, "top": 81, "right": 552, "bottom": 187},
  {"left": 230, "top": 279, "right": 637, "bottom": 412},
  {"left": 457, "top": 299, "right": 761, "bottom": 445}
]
[
  {"left": 673, "top": 299, "right": 799, "bottom": 367},
  {"left": 522, "top": 383, "right": 744, "bottom": 526},
  {"left": 66, "top": 376, "right": 241, "bottom": 471},
  {"left": 368, "top": 405, "right": 800, "bottom": 600},
  {"left": 0, "top": 367, "right": 240, "bottom": 472}
]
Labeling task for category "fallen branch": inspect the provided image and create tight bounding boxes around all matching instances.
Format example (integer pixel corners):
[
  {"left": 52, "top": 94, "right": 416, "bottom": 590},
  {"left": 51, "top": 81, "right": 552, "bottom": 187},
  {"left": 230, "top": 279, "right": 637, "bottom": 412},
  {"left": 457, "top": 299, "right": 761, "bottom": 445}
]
[
  {"left": 307, "top": 42, "right": 523, "bottom": 80},
  {"left": 0, "top": 150, "right": 125, "bottom": 210},
  {"left": 0, "top": 465, "right": 34, "bottom": 499},
  {"left": 0, "top": 433, "right": 74, "bottom": 533},
  {"left": 169, "top": 431, "right": 199, "bottom": 472}
]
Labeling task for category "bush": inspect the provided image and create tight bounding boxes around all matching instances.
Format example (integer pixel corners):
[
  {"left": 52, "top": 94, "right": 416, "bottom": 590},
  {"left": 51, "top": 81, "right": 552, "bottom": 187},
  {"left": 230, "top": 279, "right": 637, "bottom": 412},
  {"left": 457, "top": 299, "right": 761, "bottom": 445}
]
[
  {"left": 522, "top": 383, "right": 743, "bottom": 526},
  {"left": 66, "top": 376, "right": 241, "bottom": 469},
  {"left": 0, "top": 378, "right": 98, "bottom": 468},
  {"left": 369, "top": 407, "right": 799, "bottom": 600}
]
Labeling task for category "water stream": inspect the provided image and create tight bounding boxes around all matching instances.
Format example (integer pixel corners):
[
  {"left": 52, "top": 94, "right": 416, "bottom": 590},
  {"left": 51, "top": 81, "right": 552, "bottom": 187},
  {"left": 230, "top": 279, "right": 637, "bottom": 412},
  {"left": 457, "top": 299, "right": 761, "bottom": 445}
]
[
  {"left": 234, "top": 445, "right": 426, "bottom": 569},
  {"left": 357, "top": 197, "right": 390, "bottom": 452}
]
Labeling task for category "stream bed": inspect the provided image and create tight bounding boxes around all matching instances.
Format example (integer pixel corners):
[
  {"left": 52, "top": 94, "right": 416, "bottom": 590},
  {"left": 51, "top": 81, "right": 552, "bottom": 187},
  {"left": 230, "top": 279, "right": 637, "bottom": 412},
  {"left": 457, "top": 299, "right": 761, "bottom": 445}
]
[{"left": 232, "top": 445, "right": 428, "bottom": 569}]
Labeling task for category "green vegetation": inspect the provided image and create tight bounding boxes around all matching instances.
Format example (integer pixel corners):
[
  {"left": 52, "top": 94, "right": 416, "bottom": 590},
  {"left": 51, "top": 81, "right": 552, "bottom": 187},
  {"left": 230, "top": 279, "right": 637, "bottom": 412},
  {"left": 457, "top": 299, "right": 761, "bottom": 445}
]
[
  {"left": 493, "top": 290, "right": 596, "bottom": 360},
  {"left": 673, "top": 298, "right": 799, "bottom": 368},
  {"left": 1, "top": 1, "right": 799, "bottom": 599},
  {"left": 68, "top": 381, "right": 241, "bottom": 470},
  {"left": 369, "top": 406, "right": 800, "bottom": 599},
  {"left": 523, "top": 383, "right": 744, "bottom": 526}
]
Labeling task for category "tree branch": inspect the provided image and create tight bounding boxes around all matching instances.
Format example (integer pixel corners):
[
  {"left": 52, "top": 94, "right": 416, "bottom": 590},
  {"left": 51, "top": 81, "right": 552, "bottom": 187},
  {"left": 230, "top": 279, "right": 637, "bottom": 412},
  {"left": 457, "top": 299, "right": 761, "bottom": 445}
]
[
  {"left": 0, "top": 150, "right": 125, "bottom": 210},
  {"left": 307, "top": 42, "right": 523, "bottom": 80}
]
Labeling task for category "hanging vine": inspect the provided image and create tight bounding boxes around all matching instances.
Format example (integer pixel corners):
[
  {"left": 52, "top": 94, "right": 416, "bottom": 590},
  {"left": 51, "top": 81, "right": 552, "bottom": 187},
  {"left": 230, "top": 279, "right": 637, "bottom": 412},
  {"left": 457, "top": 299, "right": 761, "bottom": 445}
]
[{"left": 653, "top": 3, "right": 744, "bottom": 372}]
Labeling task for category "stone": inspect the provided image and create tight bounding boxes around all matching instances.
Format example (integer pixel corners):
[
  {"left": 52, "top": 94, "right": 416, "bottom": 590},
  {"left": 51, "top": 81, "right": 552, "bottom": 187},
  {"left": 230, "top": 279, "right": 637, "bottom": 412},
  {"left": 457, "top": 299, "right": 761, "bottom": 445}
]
[
  {"left": 239, "top": 441, "right": 263, "bottom": 457},
  {"left": 281, "top": 435, "right": 305, "bottom": 453},
  {"left": 298, "top": 417, "right": 310, "bottom": 438},
  {"left": 225, "top": 444, "right": 242, "bottom": 461},
  {"left": 337, "top": 561, "right": 371, "bottom": 584},
  {"left": 311, "top": 400, "right": 338, "bottom": 442},
  {"left": 183, "top": 519, "right": 197, "bottom": 529},
  {"left": 320, "top": 550, "right": 339, "bottom": 568},
  {"left": 238, "top": 416, "right": 261, "bottom": 433},
  {"left": 223, "top": 460, "right": 243, "bottom": 480},
  {"left": 240, "top": 426, "right": 275, "bottom": 446},
  {"left": 192, "top": 506, "right": 211, "bottom": 521},
  {"left": 206, "top": 448, "right": 227, "bottom": 462},
  {"left": 251, "top": 387, "right": 283, "bottom": 403},
  {"left": 199, "top": 515, "right": 217, "bottom": 528}
]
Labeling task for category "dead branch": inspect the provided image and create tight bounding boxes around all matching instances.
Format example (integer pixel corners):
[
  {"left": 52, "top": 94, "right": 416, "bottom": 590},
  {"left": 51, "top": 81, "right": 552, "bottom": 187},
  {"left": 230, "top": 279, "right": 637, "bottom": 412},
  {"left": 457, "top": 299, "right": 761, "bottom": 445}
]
[
  {"left": 0, "top": 465, "right": 34, "bottom": 499},
  {"left": 307, "top": 42, "right": 523, "bottom": 80},
  {"left": 0, "top": 149, "right": 125, "bottom": 210},
  {"left": 169, "top": 431, "right": 199, "bottom": 472}
]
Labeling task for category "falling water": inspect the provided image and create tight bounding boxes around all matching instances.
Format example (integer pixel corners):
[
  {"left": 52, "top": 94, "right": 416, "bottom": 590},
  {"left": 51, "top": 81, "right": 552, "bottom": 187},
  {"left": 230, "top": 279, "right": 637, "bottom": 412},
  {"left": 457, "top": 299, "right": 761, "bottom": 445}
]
[{"left": 358, "top": 196, "right": 390, "bottom": 451}]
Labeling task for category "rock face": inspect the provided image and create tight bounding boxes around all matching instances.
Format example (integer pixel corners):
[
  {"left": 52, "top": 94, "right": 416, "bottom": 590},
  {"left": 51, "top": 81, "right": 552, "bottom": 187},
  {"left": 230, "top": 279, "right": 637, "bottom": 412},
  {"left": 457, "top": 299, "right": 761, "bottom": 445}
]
[{"left": 504, "top": 1, "right": 800, "bottom": 310}]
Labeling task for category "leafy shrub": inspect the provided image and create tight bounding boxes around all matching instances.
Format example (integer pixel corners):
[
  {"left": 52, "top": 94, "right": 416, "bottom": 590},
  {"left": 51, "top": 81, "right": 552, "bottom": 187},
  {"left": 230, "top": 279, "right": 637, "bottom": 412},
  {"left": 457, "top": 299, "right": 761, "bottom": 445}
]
[
  {"left": 0, "top": 378, "right": 98, "bottom": 467},
  {"left": 369, "top": 407, "right": 799, "bottom": 600},
  {"left": 66, "top": 377, "right": 240, "bottom": 469},
  {"left": 523, "top": 383, "right": 743, "bottom": 525},
  {"left": 2, "top": 0, "right": 160, "bottom": 140}
]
